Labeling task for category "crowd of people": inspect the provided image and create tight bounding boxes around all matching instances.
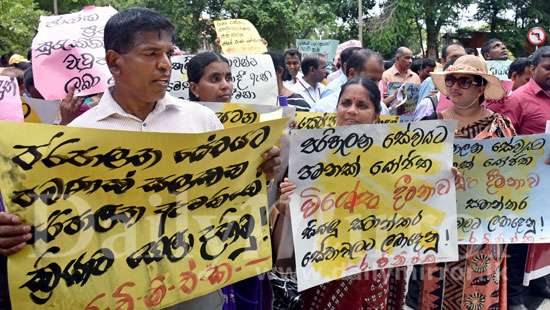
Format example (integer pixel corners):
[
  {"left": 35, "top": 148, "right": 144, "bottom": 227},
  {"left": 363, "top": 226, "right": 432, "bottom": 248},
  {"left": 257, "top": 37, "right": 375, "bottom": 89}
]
[{"left": 1, "top": 6, "right": 550, "bottom": 310}]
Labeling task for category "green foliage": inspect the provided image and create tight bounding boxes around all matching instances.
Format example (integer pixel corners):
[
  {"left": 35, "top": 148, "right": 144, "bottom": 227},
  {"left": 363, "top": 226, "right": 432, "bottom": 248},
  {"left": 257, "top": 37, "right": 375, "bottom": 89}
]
[
  {"left": 473, "top": 0, "right": 550, "bottom": 56},
  {"left": 1, "top": 0, "right": 547, "bottom": 58},
  {"left": 0, "top": 0, "right": 44, "bottom": 55}
]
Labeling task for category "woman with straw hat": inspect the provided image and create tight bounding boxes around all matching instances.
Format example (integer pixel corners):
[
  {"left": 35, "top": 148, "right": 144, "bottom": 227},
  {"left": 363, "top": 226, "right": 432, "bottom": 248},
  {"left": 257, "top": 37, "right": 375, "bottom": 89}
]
[{"left": 406, "top": 55, "right": 516, "bottom": 309}]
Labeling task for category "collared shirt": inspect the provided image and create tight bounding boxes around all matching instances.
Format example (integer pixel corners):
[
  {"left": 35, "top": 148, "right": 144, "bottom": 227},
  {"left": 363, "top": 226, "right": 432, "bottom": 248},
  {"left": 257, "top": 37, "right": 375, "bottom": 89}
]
[
  {"left": 69, "top": 89, "right": 222, "bottom": 132},
  {"left": 487, "top": 79, "right": 550, "bottom": 135},
  {"left": 326, "top": 72, "right": 347, "bottom": 94},
  {"left": 327, "top": 69, "right": 343, "bottom": 83},
  {"left": 294, "top": 76, "right": 328, "bottom": 107},
  {"left": 379, "top": 64, "right": 421, "bottom": 97},
  {"left": 283, "top": 71, "right": 304, "bottom": 93}
]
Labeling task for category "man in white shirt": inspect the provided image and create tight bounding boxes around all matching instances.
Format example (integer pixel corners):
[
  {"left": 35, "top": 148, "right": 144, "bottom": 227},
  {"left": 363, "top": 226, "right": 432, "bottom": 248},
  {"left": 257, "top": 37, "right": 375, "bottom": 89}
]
[
  {"left": 282, "top": 48, "right": 303, "bottom": 91},
  {"left": 325, "top": 46, "right": 362, "bottom": 95},
  {"left": 0, "top": 7, "right": 281, "bottom": 310},
  {"left": 312, "top": 49, "right": 388, "bottom": 114},
  {"left": 294, "top": 54, "right": 329, "bottom": 107}
]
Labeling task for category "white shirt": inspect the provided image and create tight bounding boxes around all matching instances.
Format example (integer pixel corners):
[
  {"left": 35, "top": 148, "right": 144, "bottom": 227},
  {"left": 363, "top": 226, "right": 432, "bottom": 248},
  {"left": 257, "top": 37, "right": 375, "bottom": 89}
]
[
  {"left": 69, "top": 89, "right": 223, "bottom": 132},
  {"left": 326, "top": 71, "right": 347, "bottom": 94},
  {"left": 294, "top": 76, "right": 327, "bottom": 107},
  {"left": 327, "top": 69, "right": 343, "bottom": 83},
  {"left": 413, "top": 93, "right": 440, "bottom": 121},
  {"left": 283, "top": 71, "right": 304, "bottom": 93}
]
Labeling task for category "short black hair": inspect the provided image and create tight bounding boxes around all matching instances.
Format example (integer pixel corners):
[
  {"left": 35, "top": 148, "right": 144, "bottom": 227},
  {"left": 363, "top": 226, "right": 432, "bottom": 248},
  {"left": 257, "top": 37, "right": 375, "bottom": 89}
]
[
  {"left": 481, "top": 38, "right": 502, "bottom": 58},
  {"left": 337, "top": 76, "right": 381, "bottom": 114},
  {"left": 284, "top": 48, "right": 302, "bottom": 60},
  {"left": 508, "top": 57, "right": 531, "bottom": 79},
  {"left": 104, "top": 7, "right": 175, "bottom": 54},
  {"left": 14, "top": 61, "right": 31, "bottom": 71},
  {"left": 465, "top": 48, "right": 478, "bottom": 56},
  {"left": 422, "top": 58, "right": 436, "bottom": 69},
  {"left": 340, "top": 47, "right": 361, "bottom": 68},
  {"left": 411, "top": 59, "right": 423, "bottom": 74},
  {"left": 301, "top": 55, "right": 320, "bottom": 75},
  {"left": 187, "top": 52, "right": 230, "bottom": 101},
  {"left": 345, "top": 49, "right": 382, "bottom": 76},
  {"left": 531, "top": 46, "right": 550, "bottom": 67},
  {"left": 441, "top": 42, "right": 464, "bottom": 60},
  {"left": 268, "top": 51, "right": 285, "bottom": 73},
  {"left": 443, "top": 57, "right": 457, "bottom": 71}
]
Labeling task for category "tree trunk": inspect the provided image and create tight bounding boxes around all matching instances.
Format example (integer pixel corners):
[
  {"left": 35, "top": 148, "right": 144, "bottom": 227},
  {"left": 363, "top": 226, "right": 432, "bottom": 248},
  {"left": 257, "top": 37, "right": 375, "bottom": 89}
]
[{"left": 425, "top": 15, "right": 438, "bottom": 59}]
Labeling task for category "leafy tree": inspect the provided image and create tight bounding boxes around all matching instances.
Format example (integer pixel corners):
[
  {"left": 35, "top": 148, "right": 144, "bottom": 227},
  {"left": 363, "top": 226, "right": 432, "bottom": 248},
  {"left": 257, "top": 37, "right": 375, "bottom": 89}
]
[{"left": 0, "top": 0, "right": 44, "bottom": 55}]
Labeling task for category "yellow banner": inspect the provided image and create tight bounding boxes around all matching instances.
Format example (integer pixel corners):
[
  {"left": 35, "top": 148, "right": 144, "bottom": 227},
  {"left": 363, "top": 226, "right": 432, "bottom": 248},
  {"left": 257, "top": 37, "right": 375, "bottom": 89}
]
[
  {"left": 379, "top": 115, "right": 400, "bottom": 124},
  {"left": 201, "top": 102, "right": 282, "bottom": 128},
  {"left": 213, "top": 19, "right": 268, "bottom": 54},
  {"left": 288, "top": 120, "right": 458, "bottom": 291},
  {"left": 295, "top": 112, "right": 400, "bottom": 129},
  {"left": 0, "top": 119, "right": 286, "bottom": 309}
]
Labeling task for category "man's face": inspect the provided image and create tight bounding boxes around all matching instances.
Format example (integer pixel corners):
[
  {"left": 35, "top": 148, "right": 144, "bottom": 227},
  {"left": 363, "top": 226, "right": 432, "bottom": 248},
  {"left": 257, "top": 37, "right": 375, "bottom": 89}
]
[
  {"left": 316, "top": 57, "right": 328, "bottom": 82},
  {"left": 109, "top": 30, "right": 173, "bottom": 103},
  {"left": 359, "top": 58, "right": 384, "bottom": 83},
  {"left": 285, "top": 55, "right": 301, "bottom": 78},
  {"left": 445, "top": 45, "right": 466, "bottom": 64},
  {"left": 397, "top": 49, "right": 413, "bottom": 71},
  {"left": 533, "top": 58, "right": 550, "bottom": 91},
  {"left": 487, "top": 41, "right": 509, "bottom": 60}
]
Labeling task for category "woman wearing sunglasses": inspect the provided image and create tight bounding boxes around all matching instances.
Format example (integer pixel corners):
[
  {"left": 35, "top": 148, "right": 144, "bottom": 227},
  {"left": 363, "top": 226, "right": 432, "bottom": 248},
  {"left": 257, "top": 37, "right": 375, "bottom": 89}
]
[{"left": 406, "top": 55, "right": 515, "bottom": 309}]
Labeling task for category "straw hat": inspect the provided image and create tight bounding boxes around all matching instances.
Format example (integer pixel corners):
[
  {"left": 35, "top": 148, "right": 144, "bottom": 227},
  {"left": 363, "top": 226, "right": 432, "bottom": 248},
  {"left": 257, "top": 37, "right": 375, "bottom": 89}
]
[{"left": 431, "top": 55, "right": 505, "bottom": 100}]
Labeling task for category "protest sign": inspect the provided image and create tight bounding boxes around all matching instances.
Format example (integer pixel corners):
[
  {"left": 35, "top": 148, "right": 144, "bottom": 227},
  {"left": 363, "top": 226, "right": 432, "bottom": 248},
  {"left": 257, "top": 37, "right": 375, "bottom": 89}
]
[
  {"left": 296, "top": 40, "right": 339, "bottom": 71},
  {"left": 22, "top": 96, "right": 60, "bottom": 124},
  {"left": 387, "top": 82, "right": 420, "bottom": 119},
  {"left": 199, "top": 102, "right": 282, "bottom": 128},
  {"left": 214, "top": 19, "right": 267, "bottom": 54},
  {"left": 0, "top": 119, "right": 286, "bottom": 309},
  {"left": 0, "top": 76, "right": 24, "bottom": 121},
  {"left": 288, "top": 120, "right": 458, "bottom": 291},
  {"left": 486, "top": 60, "right": 512, "bottom": 81},
  {"left": 169, "top": 54, "right": 277, "bottom": 106},
  {"left": 294, "top": 112, "right": 400, "bottom": 129},
  {"left": 379, "top": 115, "right": 400, "bottom": 124},
  {"left": 295, "top": 112, "right": 337, "bottom": 129},
  {"left": 31, "top": 6, "right": 117, "bottom": 100},
  {"left": 454, "top": 135, "right": 550, "bottom": 244}
]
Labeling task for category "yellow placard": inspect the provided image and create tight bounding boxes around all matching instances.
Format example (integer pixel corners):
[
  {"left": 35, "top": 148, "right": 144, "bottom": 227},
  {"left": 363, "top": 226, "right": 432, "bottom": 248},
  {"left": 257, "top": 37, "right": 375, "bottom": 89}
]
[
  {"left": 0, "top": 119, "right": 286, "bottom": 309},
  {"left": 295, "top": 112, "right": 400, "bottom": 129},
  {"left": 214, "top": 19, "right": 268, "bottom": 54},
  {"left": 379, "top": 115, "right": 400, "bottom": 124},
  {"left": 288, "top": 120, "right": 459, "bottom": 291},
  {"left": 295, "top": 112, "right": 337, "bottom": 129}
]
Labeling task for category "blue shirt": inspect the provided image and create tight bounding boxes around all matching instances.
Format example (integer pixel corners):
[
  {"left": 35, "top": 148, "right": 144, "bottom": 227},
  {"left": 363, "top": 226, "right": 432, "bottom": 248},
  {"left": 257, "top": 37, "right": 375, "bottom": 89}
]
[{"left": 417, "top": 77, "right": 435, "bottom": 104}]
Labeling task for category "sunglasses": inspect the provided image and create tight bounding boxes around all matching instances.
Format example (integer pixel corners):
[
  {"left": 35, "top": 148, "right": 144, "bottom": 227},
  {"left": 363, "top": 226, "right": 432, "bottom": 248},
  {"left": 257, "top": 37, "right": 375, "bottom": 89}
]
[{"left": 444, "top": 76, "right": 481, "bottom": 89}]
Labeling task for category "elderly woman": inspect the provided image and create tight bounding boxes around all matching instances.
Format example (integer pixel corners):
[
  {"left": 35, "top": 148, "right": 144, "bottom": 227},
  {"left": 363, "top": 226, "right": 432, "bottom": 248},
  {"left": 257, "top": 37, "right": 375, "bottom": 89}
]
[
  {"left": 406, "top": 55, "right": 515, "bottom": 310},
  {"left": 271, "top": 76, "right": 407, "bottom": 310}
]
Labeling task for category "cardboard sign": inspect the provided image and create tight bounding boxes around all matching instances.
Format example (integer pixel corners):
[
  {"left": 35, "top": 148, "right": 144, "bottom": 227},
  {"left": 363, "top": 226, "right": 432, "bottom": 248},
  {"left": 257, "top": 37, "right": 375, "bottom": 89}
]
[
  {"left": 169, "top": 54, "right": 278, "bottom": 106},
  {"left": 31, "top": 6, "right": 117, "bottom": 100}
]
